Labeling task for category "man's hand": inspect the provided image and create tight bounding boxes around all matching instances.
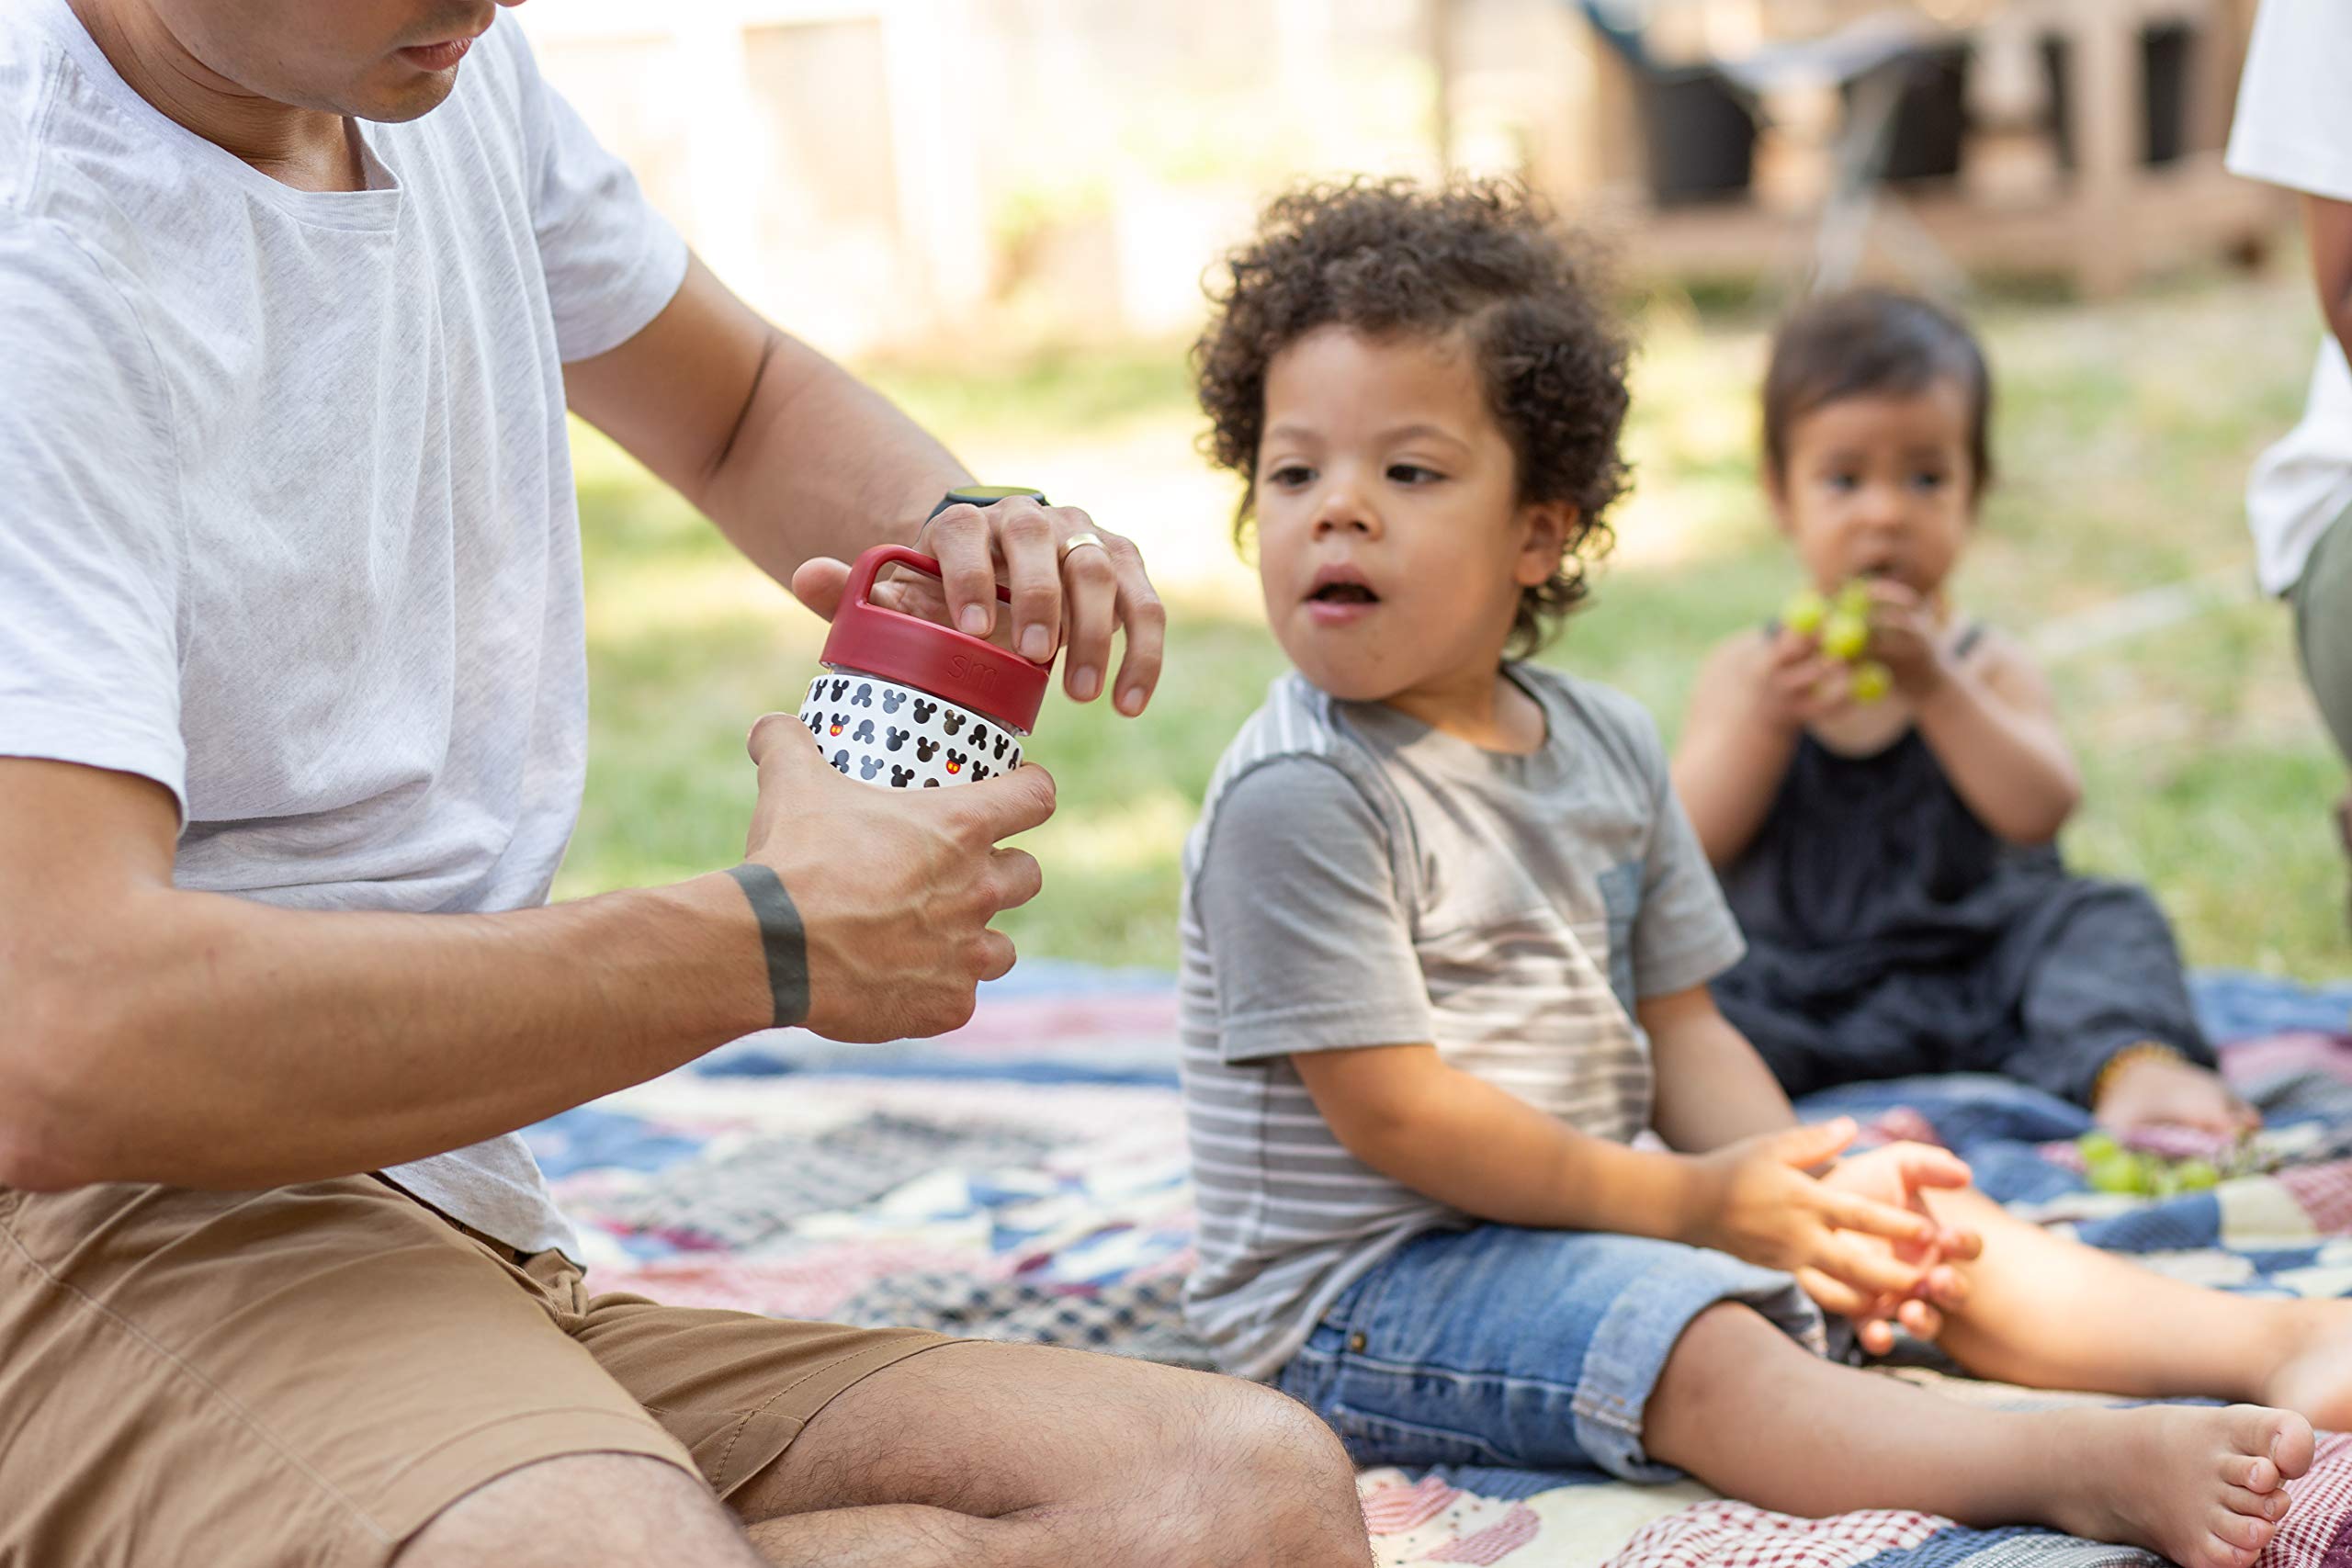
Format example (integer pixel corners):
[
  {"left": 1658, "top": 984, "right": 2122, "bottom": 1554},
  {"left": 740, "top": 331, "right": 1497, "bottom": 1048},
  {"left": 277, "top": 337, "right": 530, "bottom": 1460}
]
[
  {"left": 1817, "top": 1141, "right": 1981, "bottom": 1353},
  {"left": 1688, "top": 1120, "right": 1952, "bottom": 1320},
  {"left": 790, "top": 498, "right": 1166, "bottom": 717},
  {"left": 741, "top": 713, "right": 1051, "bottom": 1043},
  {"left": 562, "top": 258, "right": 1168, "bottom": 717}
]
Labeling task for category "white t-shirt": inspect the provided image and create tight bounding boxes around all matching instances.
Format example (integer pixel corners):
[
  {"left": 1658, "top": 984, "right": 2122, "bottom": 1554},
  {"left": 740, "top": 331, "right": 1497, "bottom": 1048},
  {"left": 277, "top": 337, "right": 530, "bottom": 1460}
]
[
  {"left": 0, "top": 1, "right": 689, "bottom": 1256},
  {"left": 2228, "top": 0, "right": 2352, "bottom": 595}
]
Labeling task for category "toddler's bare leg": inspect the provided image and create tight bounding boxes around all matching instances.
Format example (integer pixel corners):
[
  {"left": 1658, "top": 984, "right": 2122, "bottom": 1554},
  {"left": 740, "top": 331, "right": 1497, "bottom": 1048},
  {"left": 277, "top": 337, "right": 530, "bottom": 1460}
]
[
  {"left": 1921, "top": 1187, "right": 2352, "bottom": 1427},
  {"left": 1646, "top": 1303, "right": 2311, "bottom": 1568}
]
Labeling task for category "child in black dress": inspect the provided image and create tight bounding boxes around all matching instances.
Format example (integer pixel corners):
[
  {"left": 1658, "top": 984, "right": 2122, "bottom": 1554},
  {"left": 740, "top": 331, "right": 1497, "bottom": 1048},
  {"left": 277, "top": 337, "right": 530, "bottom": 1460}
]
[{"left": 1672, "top": 290, "right": 2256, "bottom": 1138}]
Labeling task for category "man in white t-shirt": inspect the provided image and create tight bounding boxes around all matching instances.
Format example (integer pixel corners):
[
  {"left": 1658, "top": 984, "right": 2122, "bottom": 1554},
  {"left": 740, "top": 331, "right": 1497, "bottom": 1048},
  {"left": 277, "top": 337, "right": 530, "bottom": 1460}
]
[
  {"left": 0, "top": 3, "right": 1369, "bottom": 1565},
  {"left": 2229, "top": 0, "right": 2352, "bottom": 893}
]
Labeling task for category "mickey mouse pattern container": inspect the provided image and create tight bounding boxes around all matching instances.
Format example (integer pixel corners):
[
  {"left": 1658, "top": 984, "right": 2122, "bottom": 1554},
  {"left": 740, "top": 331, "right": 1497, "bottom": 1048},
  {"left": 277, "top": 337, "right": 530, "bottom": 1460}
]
[{"left": 796, "top": 545, "right": 1051, "bottom": 789}]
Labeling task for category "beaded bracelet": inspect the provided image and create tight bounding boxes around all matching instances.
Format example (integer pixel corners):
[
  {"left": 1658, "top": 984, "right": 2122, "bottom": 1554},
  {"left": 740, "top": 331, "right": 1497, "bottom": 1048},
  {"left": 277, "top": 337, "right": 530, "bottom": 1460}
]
[{"left": 2090, "top": 1041, "right": 2188, "bottom": 1108}]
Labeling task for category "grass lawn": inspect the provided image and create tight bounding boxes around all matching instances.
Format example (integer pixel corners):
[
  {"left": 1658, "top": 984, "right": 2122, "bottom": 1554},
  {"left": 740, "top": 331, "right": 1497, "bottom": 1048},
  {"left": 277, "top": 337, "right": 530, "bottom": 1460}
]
[{"left": 560, "top": 269, "right": 2352, "bottom": 981}]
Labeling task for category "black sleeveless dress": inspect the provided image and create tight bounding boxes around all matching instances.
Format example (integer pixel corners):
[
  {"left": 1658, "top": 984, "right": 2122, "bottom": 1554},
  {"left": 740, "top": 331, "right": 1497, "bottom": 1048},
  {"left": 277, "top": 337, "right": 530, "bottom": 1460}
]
[{"left": 1710, "top": 649, "right": 2211, "bottom": 1107}]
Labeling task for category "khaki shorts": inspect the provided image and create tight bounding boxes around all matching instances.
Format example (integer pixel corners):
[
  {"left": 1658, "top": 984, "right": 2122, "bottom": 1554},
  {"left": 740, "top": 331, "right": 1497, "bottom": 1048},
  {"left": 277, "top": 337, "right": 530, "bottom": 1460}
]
[{"left": 0, "top": 1173, "right": 956, "bottom": 1567}]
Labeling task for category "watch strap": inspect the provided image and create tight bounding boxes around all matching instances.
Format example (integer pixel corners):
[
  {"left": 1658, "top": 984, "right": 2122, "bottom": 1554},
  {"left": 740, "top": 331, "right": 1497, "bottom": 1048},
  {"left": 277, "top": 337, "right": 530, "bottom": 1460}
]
[{"left": 928, "top": 485, "right": 1047, "bottom": 520}]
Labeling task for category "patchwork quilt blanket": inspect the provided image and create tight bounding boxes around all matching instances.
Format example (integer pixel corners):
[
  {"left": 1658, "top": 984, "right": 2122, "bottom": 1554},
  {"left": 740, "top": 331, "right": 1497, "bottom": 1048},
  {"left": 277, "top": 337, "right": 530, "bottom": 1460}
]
[{"left": 523, "top": 966, "right": 2352, "bottom": 1566}]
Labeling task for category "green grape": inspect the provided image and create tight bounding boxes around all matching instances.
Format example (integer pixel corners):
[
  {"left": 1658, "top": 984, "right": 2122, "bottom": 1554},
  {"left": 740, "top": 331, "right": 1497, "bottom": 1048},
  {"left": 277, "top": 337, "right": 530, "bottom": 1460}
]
[
  {"left": 1782, "top": 590, "right": 1828, "bottom": 637},
  {"left": 2078, "top": 1131, "right": 2122, "bottom": 1163},
  {"left": 2173, "top": 1158, "right": 2221, "bottom": 1192},
  {"left": 1849, "top": 661, "right": 1893, "bottom": 704},
  {"left": 2085, "top": 1152, "right": 2142, "bottom": 1194},
  {"left": 1836, "top": 579, "right": 1875, "bottom": 616},
  {"left": 1820, "top": 612, "right": 1870, "bottom": 662}
]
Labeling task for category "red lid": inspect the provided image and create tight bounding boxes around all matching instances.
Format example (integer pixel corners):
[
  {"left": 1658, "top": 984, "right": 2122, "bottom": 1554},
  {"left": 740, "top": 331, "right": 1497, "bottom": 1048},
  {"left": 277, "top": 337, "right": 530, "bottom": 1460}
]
[{"left": 819, "top": 545, "right": 1053, "bottom": 734}]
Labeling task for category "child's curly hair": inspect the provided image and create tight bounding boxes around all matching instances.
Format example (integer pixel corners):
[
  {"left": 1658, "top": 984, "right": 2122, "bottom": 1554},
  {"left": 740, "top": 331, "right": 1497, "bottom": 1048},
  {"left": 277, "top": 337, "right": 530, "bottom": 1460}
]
[{"left": 1193, "top": 177, "right": 1631, "bottom": 655}]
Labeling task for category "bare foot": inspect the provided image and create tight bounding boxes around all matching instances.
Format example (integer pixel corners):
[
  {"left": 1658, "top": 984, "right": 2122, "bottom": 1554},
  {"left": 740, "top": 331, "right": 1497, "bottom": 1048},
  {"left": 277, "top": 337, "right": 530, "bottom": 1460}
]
[
  {"left": 2051, "top": 1404, "right": 2312, "bottom": 1568},
  {"left": 2263, "top": 1301, "right": 2352, "bottom": 1431}
]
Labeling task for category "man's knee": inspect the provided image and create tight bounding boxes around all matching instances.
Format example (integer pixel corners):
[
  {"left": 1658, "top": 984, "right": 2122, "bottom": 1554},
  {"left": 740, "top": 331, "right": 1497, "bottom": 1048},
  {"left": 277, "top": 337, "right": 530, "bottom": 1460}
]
[
  {"left": 1182, "top": 1378, "right": 1371, "bottom": 1568},
  {"left": 396, "top": 1452, "right": 760, "bottom": 1568}
]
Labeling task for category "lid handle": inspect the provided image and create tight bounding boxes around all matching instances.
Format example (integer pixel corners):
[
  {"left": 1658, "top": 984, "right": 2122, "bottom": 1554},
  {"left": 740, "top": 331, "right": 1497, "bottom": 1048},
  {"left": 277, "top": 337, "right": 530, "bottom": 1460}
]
[
  {"left": 820, "top": 544, "right": 1056, "bottom": 733},
  {"left": 836, "top": 545, "right": 1036, "bottom": 660}
]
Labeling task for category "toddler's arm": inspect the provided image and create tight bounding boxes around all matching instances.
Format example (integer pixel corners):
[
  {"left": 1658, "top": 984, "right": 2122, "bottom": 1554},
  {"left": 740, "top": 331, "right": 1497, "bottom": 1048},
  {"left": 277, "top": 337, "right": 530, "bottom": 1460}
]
[
  {"left": 1672, "top": 629, "right": 1818, "bottom": 866},
  {"left": 1293, "top": 1041, "right": 1713, "bottom": 1235},
  {"left": 1643, "top": 983, "right": 1809, "bottom": 1151},
  {"left": 1871, "top": 584, "right": 2082, "bottom": 843},
  {"left": 1290, "top": 1042, "right": 1941, "bottom": 1310}
]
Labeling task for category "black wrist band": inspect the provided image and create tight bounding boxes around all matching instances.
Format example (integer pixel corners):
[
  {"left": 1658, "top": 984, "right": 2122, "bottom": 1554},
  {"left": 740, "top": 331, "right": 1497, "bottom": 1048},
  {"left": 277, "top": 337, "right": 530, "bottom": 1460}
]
[{"left": 724, "top": 863, "right": 809, "bottom": 1028}]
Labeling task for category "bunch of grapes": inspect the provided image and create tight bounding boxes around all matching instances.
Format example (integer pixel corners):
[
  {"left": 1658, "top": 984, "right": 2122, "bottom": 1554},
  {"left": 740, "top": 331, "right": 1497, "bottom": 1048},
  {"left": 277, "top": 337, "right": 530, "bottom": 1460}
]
[
  {"left": 1783, "top": 580, "right": 1893, "bottom": 704},
  {"left": 2075, "top": 1130, "right": 2228, "bottom": 1197}
]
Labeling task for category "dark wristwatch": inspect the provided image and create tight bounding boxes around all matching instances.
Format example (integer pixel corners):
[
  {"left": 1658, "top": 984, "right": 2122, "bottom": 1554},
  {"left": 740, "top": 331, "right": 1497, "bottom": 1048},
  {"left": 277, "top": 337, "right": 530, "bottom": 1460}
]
[{"left": 927, "top": 485, "right": 1047, "bottom": 521}]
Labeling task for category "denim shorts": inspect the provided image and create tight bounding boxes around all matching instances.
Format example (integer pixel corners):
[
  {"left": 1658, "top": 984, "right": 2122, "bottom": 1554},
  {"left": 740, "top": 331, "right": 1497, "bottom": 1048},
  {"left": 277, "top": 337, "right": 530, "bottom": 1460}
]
[{"left": 1272, "top": 1224, "right": 1842, "bottom": 1483}]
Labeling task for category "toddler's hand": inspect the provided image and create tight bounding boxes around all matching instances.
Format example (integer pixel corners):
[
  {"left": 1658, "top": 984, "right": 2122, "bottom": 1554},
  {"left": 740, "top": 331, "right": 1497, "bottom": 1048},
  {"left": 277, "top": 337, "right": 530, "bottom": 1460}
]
[
  {"left": 2096, "top": 1054, "right": 2262, "bottom": 1138},
  {"left": 1691, "top": 1120, "right": 1946, "bottom": 1319},
  {"left": 1816, "top": 1142, "right": 1981, "bottom": 1353},
  {"left": 1759, "top": 626, "right": 1856, "bottom": 731},
  {"left": 1860, "top": 579, "right": 1949, "bottom": 698}
]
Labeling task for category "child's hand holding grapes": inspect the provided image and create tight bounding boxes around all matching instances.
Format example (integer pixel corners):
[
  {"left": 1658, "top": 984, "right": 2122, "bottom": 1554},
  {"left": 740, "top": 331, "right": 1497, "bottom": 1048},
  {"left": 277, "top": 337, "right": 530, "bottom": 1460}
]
[
  {"left": 1856, "top": 578, "right": 1955, "bottom": 700},
  {"left": 1759, "top": 625, "right": 1860, "bottom": 731},
  {"left": 1781, "top": 580, "right": 1899, "bottom": 705}
]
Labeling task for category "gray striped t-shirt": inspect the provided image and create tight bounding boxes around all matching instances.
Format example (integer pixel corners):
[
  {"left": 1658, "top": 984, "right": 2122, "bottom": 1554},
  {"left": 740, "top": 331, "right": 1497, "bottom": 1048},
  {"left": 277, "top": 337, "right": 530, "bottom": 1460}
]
[{"left": 1178, "top": 666, "right": 1746, "bottom": 1379}]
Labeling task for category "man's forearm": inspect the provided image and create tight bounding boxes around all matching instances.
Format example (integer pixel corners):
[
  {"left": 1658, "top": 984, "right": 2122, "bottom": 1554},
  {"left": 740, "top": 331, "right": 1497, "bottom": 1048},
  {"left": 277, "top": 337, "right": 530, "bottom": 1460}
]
[
  {"left": 562, "top": 257, "right": 970, "bottom": 590},
  {"left": 11, "top": 873, "right": 769, "bottom": 1191},
  {"left": 695, "top": 332, "right": 971, "bottom": 585}
]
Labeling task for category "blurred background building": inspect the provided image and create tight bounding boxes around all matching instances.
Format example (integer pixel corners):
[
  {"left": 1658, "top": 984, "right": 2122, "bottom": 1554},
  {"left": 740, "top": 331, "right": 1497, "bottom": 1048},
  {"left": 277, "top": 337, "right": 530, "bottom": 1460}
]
[{"left": 523, "top": 0, "right": 2285, "bottom": 357}]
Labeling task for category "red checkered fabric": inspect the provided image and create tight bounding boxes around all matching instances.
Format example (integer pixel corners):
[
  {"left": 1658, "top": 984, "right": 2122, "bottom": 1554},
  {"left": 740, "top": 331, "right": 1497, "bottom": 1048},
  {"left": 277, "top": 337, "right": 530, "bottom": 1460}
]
[
  {"left": 2264, "top": 1432, "right": 2352, "bottom": 1565},
  {"left": 2278, "top": 1161, "right": 2352, "bottom": 1237},
  {"left": 1605, "top": 1500, "right": 1946, "bottom": 1568}
]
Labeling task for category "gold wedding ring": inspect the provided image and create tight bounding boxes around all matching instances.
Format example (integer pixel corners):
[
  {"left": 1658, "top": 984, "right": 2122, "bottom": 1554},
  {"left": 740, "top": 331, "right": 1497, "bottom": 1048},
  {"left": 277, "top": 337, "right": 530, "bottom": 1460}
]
[{"left": 1058, "top": 532, "right": 1108, "bottom": 563}]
